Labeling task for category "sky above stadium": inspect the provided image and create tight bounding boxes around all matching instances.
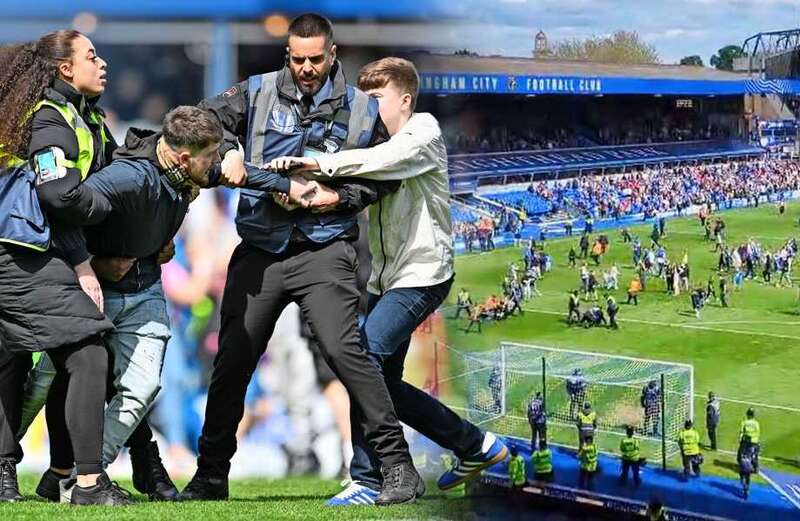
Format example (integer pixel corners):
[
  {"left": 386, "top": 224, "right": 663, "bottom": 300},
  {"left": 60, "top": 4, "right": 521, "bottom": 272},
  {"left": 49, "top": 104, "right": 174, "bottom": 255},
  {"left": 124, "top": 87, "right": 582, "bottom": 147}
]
[{"left": 442, "top": 0, "right": 800, "bottom": 64}]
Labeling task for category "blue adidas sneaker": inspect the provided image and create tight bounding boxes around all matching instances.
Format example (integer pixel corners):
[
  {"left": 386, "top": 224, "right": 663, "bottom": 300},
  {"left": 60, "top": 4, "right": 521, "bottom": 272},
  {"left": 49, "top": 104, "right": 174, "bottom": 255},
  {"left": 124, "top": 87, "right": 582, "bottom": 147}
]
[
  {"left": 326, "top": 482, "right": 380, "bottom": 506},
  {"left": 437, "top": 432, "right": 509, "bottom": 490}
]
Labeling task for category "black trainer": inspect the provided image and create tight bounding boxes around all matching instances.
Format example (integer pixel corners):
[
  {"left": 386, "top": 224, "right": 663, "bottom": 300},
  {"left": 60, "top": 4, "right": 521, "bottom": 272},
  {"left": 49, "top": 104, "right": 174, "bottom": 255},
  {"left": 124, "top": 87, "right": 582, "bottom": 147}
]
[
  {"left": 375, "top": 461, "right": 425, "bottom": 506},
  {"left": 130, "top": 441, "right": 178, "bottom": 501},
  {"left": 70, "top": 472, "right": 133, "bottom": 506},
  {"left": 177, "top": 473, "right": 229, "bottom": 501},
  {"left": 0, "top": 458, "right": 23, "bottom": 502},
  {"left": 36, "top": 469, "right": 70, "bottom": 502}
]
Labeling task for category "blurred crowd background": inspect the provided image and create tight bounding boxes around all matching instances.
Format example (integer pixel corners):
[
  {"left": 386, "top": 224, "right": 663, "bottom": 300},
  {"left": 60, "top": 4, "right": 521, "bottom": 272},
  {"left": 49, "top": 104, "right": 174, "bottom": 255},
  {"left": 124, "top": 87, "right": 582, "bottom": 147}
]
[{"left": 10, "top": 4, "right": 457, "bottom": 481}]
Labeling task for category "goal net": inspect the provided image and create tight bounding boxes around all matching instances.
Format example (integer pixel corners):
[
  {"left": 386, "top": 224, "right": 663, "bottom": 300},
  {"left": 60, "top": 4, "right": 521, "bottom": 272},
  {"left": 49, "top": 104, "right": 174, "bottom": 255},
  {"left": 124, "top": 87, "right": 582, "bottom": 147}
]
[{"left": 441, "top": 341, "right": 694, "bottom": 465}]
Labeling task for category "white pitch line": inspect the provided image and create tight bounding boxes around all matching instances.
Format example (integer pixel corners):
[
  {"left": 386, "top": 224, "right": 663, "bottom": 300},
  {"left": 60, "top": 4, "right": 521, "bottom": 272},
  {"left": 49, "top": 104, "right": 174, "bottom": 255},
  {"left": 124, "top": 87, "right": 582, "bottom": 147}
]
[
  {"left": 698, "top": 320, "right": 800, "bottom": 327},
  {"left": 715, "top": 447, "right": 778, "bottom": 464},
  {"left": 759, "top": 469, "right": 800, "bottom": 511},
  {"left": 667, "top": 230, "right": 794, "bottom": 242},
  {"left": 521, "top": 307, "right": 800, "bottom": 342},
  {"left": 693, "top": 395, "right": 800, "bottom": 414}
]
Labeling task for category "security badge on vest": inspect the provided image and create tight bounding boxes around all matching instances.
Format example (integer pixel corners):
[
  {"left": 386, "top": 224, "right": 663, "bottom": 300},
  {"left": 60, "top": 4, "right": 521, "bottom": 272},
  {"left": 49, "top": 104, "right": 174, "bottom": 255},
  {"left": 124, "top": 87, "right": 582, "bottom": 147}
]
[{"left": 269, "top": 103, "right": 343, "bottom": 157}]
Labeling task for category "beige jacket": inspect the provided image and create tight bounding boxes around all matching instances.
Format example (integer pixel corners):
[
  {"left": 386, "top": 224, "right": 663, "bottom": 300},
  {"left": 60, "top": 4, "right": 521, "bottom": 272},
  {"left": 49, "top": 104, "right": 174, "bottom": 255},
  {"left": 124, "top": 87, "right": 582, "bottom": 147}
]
[{"left": 314, "top": 112, "right": 453, "bottom": 293}]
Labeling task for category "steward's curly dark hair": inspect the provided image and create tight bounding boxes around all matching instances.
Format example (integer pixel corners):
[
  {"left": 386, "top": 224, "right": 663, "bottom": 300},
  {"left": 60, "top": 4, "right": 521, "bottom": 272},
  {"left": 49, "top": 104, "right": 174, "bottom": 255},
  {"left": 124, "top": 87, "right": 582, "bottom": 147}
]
[{"left": 0, "top": 30, "right": 82, "bottom": 167}]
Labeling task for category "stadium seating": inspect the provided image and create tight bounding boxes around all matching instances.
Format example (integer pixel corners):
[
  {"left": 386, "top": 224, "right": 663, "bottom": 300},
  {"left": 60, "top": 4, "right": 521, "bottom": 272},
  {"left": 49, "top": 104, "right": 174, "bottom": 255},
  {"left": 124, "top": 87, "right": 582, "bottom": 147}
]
[
  {"left": 450, "top": 204, "right": 480, "bottom": 225},
  {"left": 482, "top": 191, "right": 553, "bottom": 215}
]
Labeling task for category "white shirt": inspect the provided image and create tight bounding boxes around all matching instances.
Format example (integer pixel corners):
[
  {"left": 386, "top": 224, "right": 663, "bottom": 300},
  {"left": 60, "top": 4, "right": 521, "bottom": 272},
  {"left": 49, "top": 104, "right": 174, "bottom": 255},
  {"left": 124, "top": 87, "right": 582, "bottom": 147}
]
[{"left": 314, "top": 112, "right": 453, "bottom": 293}]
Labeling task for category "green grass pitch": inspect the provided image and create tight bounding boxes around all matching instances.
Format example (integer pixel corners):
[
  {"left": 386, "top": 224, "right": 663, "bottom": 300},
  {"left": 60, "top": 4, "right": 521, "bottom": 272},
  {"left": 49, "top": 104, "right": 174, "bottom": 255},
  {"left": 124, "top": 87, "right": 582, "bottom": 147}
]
[
  {"left": 1, "top": 475, "right": 471, "bottom": 519},
  {"left": 4, "top": 203, "right": 799, "bottom": 519},
  {"left": 442, "top": 202, "right": 800, "bottom": 480}
]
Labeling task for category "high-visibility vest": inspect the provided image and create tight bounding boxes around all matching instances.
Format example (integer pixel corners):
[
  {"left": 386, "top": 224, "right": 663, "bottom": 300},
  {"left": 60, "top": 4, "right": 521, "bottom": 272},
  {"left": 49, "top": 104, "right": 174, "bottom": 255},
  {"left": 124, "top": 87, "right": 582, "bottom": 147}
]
[
  {"left": 580, "top": 444, "right": 598, "bottom": 472},
  {"left": 578, "top": 411, "right": 596, "bottom": 433},
  {"left": 0, "top": 99, "right": 108, "bottom": 252},
  {"left": 620, "top": 437, "right": 640, "bottom": 461},
  {"left": 740, "top": 418, "right": 760, "bottom": 444},
  {"left": 679, "top": 428, "right": 700, "bottom": 456},
  {"left": 532, "top": 449, "right": 553, "bottom": 474},
  {"left": 508, "top": 455, "right": 526, "bottom": 486},
  {"left": 31, "top": 99, "right": 108, "bottom": 181}
]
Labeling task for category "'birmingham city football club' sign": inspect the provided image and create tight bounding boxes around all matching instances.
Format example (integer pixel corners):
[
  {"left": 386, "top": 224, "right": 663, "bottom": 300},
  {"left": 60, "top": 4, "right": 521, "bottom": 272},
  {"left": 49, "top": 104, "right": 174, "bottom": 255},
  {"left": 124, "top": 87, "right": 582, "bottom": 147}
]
[{"left": 420, "top": 73, "right": 800, "bottom": 96}]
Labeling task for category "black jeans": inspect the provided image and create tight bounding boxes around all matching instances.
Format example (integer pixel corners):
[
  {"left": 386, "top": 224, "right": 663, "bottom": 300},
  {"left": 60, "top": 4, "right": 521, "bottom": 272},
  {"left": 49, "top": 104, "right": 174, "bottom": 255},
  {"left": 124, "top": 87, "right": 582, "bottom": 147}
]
[
  {"left": 0, "top": 350, "right": 32, "bottom": 461},
  {"left": 197, "top": 240, "right": 410, "bottom": 478}
]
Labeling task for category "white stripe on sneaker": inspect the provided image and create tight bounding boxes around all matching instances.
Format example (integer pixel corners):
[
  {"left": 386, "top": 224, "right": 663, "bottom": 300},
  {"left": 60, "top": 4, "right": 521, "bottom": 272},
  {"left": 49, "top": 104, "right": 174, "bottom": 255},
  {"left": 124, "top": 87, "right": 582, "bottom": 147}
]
[{"left": 481, "top": 432, "right": 497, "bottom": 454}]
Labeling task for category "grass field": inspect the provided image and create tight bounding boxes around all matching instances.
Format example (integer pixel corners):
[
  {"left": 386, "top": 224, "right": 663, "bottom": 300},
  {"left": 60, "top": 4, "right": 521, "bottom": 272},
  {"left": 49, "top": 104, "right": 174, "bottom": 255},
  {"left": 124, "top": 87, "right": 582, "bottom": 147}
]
[
  {"left": 0, "top": 475, "right": 472, "bottom": 520},
  {"left": 442, "top": 202, "right": 800, "bottom": 480},
  {"left": 5, "top": 203, "right": 799, "bottom": 520}
]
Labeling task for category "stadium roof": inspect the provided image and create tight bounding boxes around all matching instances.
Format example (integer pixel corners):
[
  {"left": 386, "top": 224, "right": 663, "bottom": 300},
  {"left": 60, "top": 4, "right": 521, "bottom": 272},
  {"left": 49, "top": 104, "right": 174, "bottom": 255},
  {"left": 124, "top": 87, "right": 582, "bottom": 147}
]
[
  {"left": 416, "top": 54, "right": 747, "bottom": 81},
  {"left": 414, "top": 53, "right": 800, "bottom": 96}
]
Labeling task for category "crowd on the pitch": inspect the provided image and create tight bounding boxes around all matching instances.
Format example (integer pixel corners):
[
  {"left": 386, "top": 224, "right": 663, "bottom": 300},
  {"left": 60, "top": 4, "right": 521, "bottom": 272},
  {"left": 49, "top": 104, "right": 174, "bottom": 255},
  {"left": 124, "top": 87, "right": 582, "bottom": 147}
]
[{"left": 455, "top": 240, "right": 553, "bottom": 332}]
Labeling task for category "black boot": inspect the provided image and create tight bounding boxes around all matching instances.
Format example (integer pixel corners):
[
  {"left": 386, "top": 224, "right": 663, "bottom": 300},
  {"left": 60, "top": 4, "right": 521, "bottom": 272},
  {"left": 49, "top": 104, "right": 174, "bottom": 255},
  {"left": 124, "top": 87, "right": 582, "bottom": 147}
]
[
  {"left": 70, "top": 472, "right": 133, "bottom": 506},
  {"left": 0, "top": 458, "right": 23, "bottom": 502},
  {"left": 177, "top": 473, "right": 229, "bottom": 501},
  {"left": 35, "top": 468, "right": 71, "bottom": 502},
  {"left": 130, "top": 441, "right": 178, "bottom": 501},
  {"left": 375, "top": 461, "right": 425, "bottom": 506}
]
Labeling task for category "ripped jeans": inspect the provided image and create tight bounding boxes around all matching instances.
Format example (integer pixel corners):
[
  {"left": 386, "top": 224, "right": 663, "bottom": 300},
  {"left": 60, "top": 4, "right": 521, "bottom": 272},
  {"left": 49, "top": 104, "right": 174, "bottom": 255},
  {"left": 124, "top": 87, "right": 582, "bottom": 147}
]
[{"left": 19, "top": 281, "right": 170, "bottom": 466}]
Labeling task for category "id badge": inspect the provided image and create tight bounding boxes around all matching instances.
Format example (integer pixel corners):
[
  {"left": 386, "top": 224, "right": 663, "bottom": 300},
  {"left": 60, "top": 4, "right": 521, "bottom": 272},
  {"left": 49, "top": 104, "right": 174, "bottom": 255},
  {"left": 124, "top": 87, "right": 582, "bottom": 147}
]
[{"left": 33, "top": 147, "right": 67, "bottom": 186}]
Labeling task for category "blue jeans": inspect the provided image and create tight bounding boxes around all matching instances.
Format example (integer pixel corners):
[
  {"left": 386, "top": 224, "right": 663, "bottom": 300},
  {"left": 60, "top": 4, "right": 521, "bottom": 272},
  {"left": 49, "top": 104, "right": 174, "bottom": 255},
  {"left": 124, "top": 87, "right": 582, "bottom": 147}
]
[
  {"left": 156, "top": 321, "right": 191, "bottom": 449},
  {"left": 19, "top": 281, "right": 170, "bottom": 466},
  {"left": 350, "top": 277, "right": 483, "bottom": 489}
]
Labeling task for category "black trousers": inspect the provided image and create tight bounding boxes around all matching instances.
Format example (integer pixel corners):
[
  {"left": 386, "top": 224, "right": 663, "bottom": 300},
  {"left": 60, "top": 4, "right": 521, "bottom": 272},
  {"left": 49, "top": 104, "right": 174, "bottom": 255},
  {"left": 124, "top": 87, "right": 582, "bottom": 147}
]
[
  {"left": 578, "top": 469, "right": 595, "bottom": 489},
  {"left": 682, "top": 454, "right": 701, "bottom": 477},
  {"left": 0, "top": 350, "right": 32, "bottom": 461},
  {"left": 707, "top": 424, "right": 717, "bottom": 450},
  {"left": 465, "top": 318, "right": 482, "bottom": 333},
  {"left": 45, "top": 355, "right": 155, "bottom": 470},
  {"left": 608, "top": 312, "right": 618, "bottom": 329},
  {"left": 197, "top": 240, "right": 410, "bottom": 478},
  {"left": 454, "top": 304, "right": 470, "bottom": 319},
  {"left": 620, "top": 459, "right": 641, "bottom": 485},
  {"left": 44, "top": 337, "right": 108, "bottom": 475},
  {"left": 530, "top": 422, "right": 547, "bottom": 449}
]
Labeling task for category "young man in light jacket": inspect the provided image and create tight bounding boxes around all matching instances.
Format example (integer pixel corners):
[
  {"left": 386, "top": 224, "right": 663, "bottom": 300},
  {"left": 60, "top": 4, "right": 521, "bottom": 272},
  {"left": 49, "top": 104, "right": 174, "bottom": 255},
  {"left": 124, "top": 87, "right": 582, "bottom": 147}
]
[{"left": 269, "top": 57, "right": 508, "bottom": 506}]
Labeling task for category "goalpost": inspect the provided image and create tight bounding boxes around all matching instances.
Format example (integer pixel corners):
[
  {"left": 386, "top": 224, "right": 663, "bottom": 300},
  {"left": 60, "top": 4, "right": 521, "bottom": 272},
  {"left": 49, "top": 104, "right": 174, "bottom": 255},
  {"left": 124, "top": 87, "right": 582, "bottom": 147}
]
[{"left": 453, "top": 342, "right": 694, "bottom": 468}]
